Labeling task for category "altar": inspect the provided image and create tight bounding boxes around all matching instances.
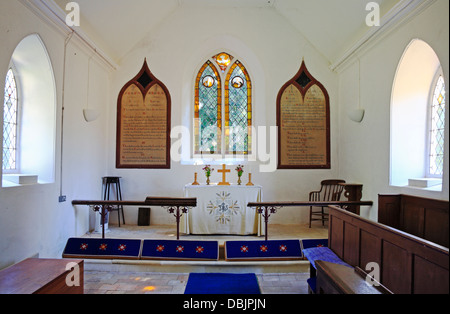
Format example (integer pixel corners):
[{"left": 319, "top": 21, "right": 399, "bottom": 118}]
[{"left": 182, "top": 184, "right": 264, "bottom": 236}]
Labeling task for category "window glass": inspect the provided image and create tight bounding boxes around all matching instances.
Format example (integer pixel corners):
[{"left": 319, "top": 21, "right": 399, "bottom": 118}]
[
  {"left": 429, "top": 75, "right": 446, "bottom": 177},
  {"left": 3, "top": 69, "right": 18, "bottom": 171},
  {"left": 195, "top": 53, "right": 252, "bottom": 157}
]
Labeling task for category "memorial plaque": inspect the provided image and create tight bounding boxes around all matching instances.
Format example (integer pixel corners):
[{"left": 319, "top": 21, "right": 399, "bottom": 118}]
[
  {"left": 116, "top": 60, "right": 171, "bottom": 169},
  {"left": 277, "top": 60, "right": 330, "bottom": 169}
]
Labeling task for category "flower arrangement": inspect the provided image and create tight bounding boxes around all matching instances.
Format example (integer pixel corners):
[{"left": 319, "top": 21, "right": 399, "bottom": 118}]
[
  {"left": 235, "top": 165, "right": 244, "bottom": 185},
  {"left": 202, "top": 165, "right": 214, "bottom": 177},
  {"left": 235, "top": 165, "right": 244, "bottom": 177}
]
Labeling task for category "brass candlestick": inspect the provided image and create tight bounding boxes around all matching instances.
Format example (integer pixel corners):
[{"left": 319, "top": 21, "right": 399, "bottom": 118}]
[
  {"left": 246, "top": 173, "right": 254, "bottom": 186},
  {"left": 192, "top": 172, "right": 200, "bottom": 185}
]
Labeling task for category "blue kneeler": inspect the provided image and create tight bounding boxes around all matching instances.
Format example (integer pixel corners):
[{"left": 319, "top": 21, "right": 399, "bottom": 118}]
[{"left": 63, "top": 238, "right": 142, "bottom": 260}]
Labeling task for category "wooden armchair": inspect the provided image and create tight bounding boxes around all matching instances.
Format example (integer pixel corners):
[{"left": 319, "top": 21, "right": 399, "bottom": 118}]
[{"left": 309, "top": 179, "right": 346, "bottom": 228}]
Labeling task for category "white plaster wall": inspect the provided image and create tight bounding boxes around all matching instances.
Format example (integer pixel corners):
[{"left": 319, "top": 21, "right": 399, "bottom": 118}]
[
  {"left": 107, "top": 6, "right": 340, "bottom": 226},
  {"left": 1, "top": 1, "right": 448, "bottom": 271},
  {"left": 338, "top": 0, "right": 449, "bottom": 221},
  {"left": 0, "top": 0, "right": 110, "bottom": 269}
]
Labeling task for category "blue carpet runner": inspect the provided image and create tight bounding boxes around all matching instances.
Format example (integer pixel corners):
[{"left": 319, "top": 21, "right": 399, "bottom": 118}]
[
  {"left": 225, "top": 240, "right": 302, "bottom": 261},
  {"left": 141, "top": 240, "right": 219, "bottom": 261},
  {"left": 184, "top": 273, "right": 261, "bottom": 294},
  {"left": 62, "top": 238, "right": 142, "bottom": 259}
]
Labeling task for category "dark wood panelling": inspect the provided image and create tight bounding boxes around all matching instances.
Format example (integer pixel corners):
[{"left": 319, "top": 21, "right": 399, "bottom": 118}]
[
  {"left": 343, "top": 222, "right": 358, "bottom": 266},
  {"left": 378, "top": 194, "right": 449, "bottom": 248},
  {"left": 424, "top": 206, "right": 449, "bottom": 247},
  {"left": 382, "top": 240, "right": 411, "bottom": 294},
  {"left": 402, "top": 203, "right": 424, "bottom": 237},
  {"left": 359, "top": 230, "right": 381, "bottom": 271},
  {"left": 329, "top": 206, "right": 449, "bottom": 294},
  {"left": 413, "top": 255, "right": 449, "bottom": 294},
  {"left": 378, "top": 195, "right": 401, "bottom": 229},
  {"left": 330, "top": 215, "right": 344, "bottom": 257}
]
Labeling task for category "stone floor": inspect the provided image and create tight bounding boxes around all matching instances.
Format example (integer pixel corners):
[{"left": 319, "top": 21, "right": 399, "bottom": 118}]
[
  {"left": 82, "top": 223, "right": 328, "bottom": 294},
  {"left": 84, "top": 271, "right": 311, "bottom": 294}
]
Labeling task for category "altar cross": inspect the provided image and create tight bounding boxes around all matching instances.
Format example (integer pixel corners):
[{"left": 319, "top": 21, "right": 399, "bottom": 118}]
[{"left": 217, "top": 164, "right": 231, "bottom": 186}]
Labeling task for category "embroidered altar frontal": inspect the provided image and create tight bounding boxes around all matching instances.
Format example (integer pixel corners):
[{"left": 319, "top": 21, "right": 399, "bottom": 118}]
[
  {"left": 141, "top": 240, "right": 219, "bottom": 261},
  {"left": 224, "top": 240, "right": 303, "bottom": 261},
  {"left": 63, "top": 238, "right": 142, "bottom": 260},
  {"left": 183, "top": 185, "right": 263, "bottom": 236}
]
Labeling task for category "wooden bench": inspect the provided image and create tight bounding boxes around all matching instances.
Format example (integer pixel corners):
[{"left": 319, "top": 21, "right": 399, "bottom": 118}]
[
  {"left": 0, "top": 258, "right": 84, "bottom": 294},
  {"left": 315, "top": 260, "right": 392, "bottom": 294},
  {"left": 328, "top": 206, "right": 449, "bottom": 294}
]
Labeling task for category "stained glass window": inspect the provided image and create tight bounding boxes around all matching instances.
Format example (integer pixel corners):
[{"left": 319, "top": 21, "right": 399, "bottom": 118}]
[
  {"left": 3, "top": 69, "right": 18, "bottom": 171},
  {"left": 225, "top": 61, "right": 251, "bottom": 155},
  {"left": 429, "top": 75, "right": 446, "bottom": 176},
  {"left": 195, "top": 53, "right": 252, "bottom": 156},
  {"left": 195, "top": 61, "right": 222, "bottom": 154},
  {"left": 213, "top": 53, "right": 233, "bottom": 72}
]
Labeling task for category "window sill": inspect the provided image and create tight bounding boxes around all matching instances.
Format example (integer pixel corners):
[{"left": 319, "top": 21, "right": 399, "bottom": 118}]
[
  {"left": 2, "top": 174, "right": 39, "bottom": 186},
  {"left": 408, "top": 178, "right": 442, "bottom": 188}
]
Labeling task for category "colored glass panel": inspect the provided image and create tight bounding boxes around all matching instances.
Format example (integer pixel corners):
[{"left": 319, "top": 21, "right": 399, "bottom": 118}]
[
  {"left": 195, "top": 61, "right": 221, "bottom": 154},
  {"left": 429, "top": 76, "right": 446, "bottom": 176},
  {"left": 194, "top": 53, "right": 252, "bottom": 156},
  {"left": 213, "top": 53, "right": 233, "bottom": 72},
  {"left": 3, "top": 69, "right": 18, "bottom": 171},
  {"left": 225, "top": 61, "right": 252, "bottom": 155}
]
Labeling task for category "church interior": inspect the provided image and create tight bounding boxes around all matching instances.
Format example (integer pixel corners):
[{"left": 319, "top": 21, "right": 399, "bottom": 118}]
[{"left": 0, "top": 0, "right": 448, "bottom": 295}]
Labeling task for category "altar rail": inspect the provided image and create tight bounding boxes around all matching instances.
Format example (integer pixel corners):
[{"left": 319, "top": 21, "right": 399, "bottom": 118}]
[
  {"left": 72, "top": 197, "right": 197, "bottom": 239},
  {"left": 247, "top": 201, "right": 373, "bottom": 240},
  {"left": 329, "top": 206, "right": 449, "bottom": 294}
]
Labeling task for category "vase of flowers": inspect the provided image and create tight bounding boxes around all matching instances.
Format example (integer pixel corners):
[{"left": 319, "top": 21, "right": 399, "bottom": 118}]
[
  {"left": 202, "top": 165, "right": 214, "bottom": 185},
  {"left": 235, "top": 165, "right": 244, "bottom": 185}
]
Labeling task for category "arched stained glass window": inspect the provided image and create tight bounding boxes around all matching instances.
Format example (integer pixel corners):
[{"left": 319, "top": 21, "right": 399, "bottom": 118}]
[
  {"left": 3, "top": 68, "right": 18, "bottom": 171},
  {"left": 195, "top": 53, "right": 252, "bottom": 156},
  {"left": 195, "top": 61, "right": 222, "bottom": 154},
  {"left": 429, "top": 75, "right": 446, "bottom": 177},
  {"left": 225, "top": 61, "right": 251, "bottom": 154}
]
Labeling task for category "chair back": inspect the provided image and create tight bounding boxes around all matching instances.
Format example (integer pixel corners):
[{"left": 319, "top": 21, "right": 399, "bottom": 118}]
[{"left": 315, "top": 180, "right": 346, "bottom": 201}]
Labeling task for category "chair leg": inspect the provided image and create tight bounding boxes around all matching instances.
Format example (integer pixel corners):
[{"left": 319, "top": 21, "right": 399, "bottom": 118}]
[
  {"left": 321, "top": 207, "right": 325, "bottom": 226},
  {"left": 309, "top": 206, "right": 312, "bottom": 228}
]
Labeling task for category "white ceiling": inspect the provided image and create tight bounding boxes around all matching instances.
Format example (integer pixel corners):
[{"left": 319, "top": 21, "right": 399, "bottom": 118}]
[{"left": 53, "top": 0, "right": 401, "bottom": 64}]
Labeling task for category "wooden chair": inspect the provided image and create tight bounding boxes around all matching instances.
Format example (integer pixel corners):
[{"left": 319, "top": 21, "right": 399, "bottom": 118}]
[{"left": 309, "top": 179, "right": 346, "bottom": 228}]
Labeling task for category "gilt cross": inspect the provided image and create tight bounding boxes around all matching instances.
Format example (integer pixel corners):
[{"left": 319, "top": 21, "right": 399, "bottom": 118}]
[{"left": 217, "top": 164, "right": 231, "bottom": 186}]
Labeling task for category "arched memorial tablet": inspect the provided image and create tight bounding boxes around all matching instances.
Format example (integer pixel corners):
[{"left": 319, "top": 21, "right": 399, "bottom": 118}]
[
  {"left": 277, "top": 60, "right": 330, "bottom": 169},
  {"left": 116, "top": 59, "right": 171, "bottom": 169}
]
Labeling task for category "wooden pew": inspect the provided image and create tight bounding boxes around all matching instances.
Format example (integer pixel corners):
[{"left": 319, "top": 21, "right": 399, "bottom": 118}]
[
  {"left": 378, "top": 194, "right": 449, "bottom": 247},
  {"left": 315, "top": 260, "right": 392, "bottom": 294},
  {"left": 0, "top": 258, "right": 83, "bottom": 294},
  {"left": 328, "top": 206, "right": 449, "bottom": 294}
]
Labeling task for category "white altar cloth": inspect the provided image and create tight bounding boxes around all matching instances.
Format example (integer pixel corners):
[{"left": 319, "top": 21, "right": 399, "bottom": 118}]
[{"left": 182, "top": 184, "right": 264, "bottom": 236}]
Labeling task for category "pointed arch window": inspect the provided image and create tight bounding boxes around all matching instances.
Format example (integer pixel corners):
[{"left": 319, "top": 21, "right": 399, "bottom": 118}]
[
  {"left": 194, "top": 52, "right": 252, "bottom": 156},
  {"left": 3, "top": 68, "right": 19, "bottom": 171}
]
